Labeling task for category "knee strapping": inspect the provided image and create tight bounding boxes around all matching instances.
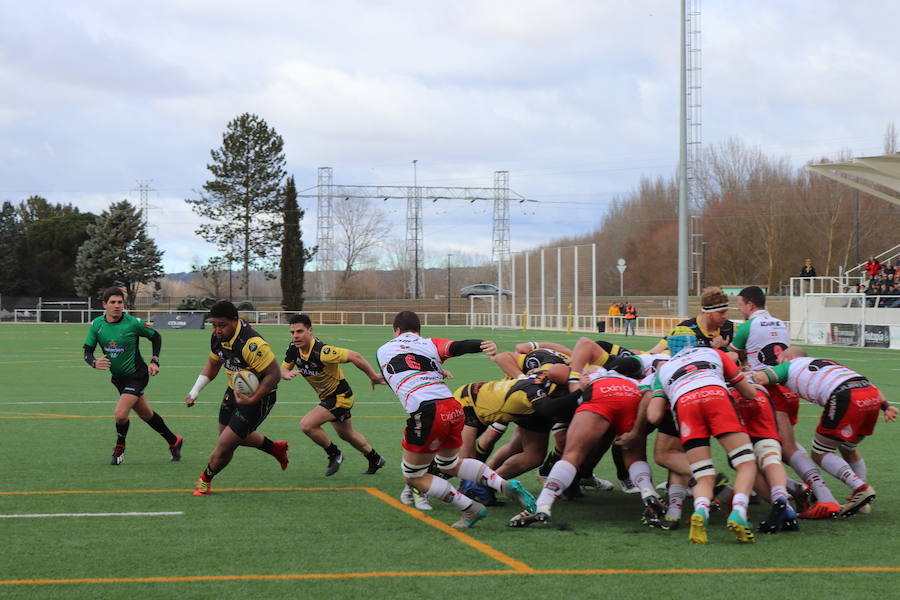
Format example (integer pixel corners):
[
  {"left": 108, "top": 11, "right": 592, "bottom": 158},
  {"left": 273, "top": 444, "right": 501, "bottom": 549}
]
[
  {"left": 728, "top": 443, "right": 755, "bottom": 467},
  {"left": 551, "top": 422, "right": 569, "bottom": 434},
  {"left": 434, "top": 454, "right": 459, "bottom": 471},
  {"left": 401, "top": 461, "right": 431, "bottom": 478},
  {"left": 812, "top": 438, "right": 838, "bottom": 454},
  {"left": 753, "top": 438, "right": 782, "bottom": 469},
  {"left": 489, "top": 422, "right": 508, "bottom": 434},
  {"left": 690, "top": 458, "right": 715, "bottom": 478},
  {"left": 841, "top": 440, "right": 859, "bottom": 451}
]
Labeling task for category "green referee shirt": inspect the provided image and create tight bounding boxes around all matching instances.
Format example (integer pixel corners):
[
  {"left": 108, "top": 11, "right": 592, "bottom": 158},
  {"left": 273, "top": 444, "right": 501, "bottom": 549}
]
[{"left": 84, "top": 313, "right": 157, "bottom": 378}]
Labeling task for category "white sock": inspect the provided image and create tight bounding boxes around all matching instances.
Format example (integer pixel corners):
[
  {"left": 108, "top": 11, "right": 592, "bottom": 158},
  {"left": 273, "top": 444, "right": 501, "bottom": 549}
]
[
  {"left": 849, "top": 458, "right": 867, "bottom": 482},
  {"left": 820, "top": 453, "right": 866, "bottom": 491},
  {"left": 536, "top": 460, "right": 577, "bottom": 513},
  {"left": 790, "top": 444, "right": 837, "bottom": 503},
  {"left": 770, "top": 485, "right": 788, "bottom": 503},
  {"left": 785, "top": 478, "right": 805, "bottom": 496},
  {"left": 457, "top": 458, "right": 507, "bottom": 492},
  {"left": 426, "top": 476, "right": 471, "bottom": 509},
  {"left": 666, "top": 484, "right": 686, "bottom": 519},
  {"left": 731, "top": 493, "right": 749, "bottom": 520},
  {"left": 694, "top": 496, "right": 710, "bottom": 514},
  {"left": 628, "top": 460, "right": 655, "bottom": 497}
]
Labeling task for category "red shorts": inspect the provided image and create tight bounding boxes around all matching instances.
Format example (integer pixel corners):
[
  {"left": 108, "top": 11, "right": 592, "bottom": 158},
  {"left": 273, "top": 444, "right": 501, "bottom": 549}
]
[
  {"left": 816, "top": 383, "right": 882, "bottom": 443},
  {"left": 402, "top": 397, "right": 464, "bottom": 453},
  {"left": 730, "top": 388, "right": 780, "bottom": 442},
  {"left": 675, "top": 385, "right": 747, "bottom": 444},
  {"left": 765, "top": 383, "right": 799, "bottom": 425},
  {"left": 576, "top": 377, "right": 642, "bottom": 435}
]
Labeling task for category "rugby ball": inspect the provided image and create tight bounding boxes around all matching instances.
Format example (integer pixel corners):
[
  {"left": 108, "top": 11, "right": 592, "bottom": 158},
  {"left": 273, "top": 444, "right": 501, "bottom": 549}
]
[{"left": 233, "top": 370, "right": 259, "bottom": 395}]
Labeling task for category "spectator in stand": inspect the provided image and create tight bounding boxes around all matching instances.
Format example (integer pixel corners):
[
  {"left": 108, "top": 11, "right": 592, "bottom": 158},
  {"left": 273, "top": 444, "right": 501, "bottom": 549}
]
[
  {"left": 623, "top": 302, "right": 637, "bottom": 336},
  {"left": 800, "top": 258, "right": 817, "bottom": 278},
  {"left": 883, "top": 260, "right": 897, "bottom": 281},
  {"left": 888, "top": 282, "right": 900, "bottom": 308},
  {"left": 864, "top": 257, "right": 882, "bottom": 281}
]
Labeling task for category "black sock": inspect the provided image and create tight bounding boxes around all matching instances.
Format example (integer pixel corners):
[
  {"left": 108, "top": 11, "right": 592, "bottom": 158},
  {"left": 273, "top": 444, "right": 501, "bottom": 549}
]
[
  {"left": 116, "top": 420, "right": 130, "bottom": 445},
  {"left": 202, "top": 465, "right": 218, "bottom": 481},
  {"left": 612, "top": 444, "right": 629, "bottom": 481},
  {"left": 144, "top": 412, "right": 177, "bottom": 445},
  {"left": 325, "top": 443, "right": 340, "bottom": 457},
  {"left": 260, "top": 437, "right": 274, "bottom": 454},
  {"left": 364, "top": 448, "right": 379, "bottom": 461}
]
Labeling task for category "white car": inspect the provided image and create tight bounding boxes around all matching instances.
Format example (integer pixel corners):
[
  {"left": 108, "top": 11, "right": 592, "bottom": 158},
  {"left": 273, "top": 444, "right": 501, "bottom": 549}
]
[{"left": 459, "top": 284, "right": 512, "bottom": 299}]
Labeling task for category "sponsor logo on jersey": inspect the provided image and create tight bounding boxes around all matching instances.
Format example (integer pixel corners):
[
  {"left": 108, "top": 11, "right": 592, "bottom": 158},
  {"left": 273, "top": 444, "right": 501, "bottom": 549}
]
[
  {"left": 323, "top": 347, "right": 331, "bottom": 355},
  {"left": 249, "top": 343, "right": 258, "bottom": 352}
]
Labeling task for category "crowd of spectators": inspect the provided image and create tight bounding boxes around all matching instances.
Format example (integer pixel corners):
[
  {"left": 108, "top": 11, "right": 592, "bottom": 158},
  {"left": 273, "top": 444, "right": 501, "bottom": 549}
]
[{"left": 861, "top": 257, "right": 900, "bottom": 307}]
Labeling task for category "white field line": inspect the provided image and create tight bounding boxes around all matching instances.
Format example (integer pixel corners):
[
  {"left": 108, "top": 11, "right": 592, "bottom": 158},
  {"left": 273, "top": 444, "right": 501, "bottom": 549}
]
[{"left": 0, "top": 511, "right": 183, "bottom": 518}]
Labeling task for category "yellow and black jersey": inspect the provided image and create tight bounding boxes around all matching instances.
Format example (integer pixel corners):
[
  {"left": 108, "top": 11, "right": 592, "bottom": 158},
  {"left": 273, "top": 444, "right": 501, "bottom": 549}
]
[
  {"left": 591, "top": 340, "right": 638, "bottom": 367},
  {"left": 209, "top": 320, "right": 276, "bottom": 390},
  {"left": 454, "top": 370, "right": 559, "bottom": 425},
  {"left": 657, "top": 317, "right": 734, "bottom": 352},
  {"left": 516, "top": 348, "right": 569, "bottom": 373},
  {"left": 282, "top": 338, "right": 351, "bottom": 400}
]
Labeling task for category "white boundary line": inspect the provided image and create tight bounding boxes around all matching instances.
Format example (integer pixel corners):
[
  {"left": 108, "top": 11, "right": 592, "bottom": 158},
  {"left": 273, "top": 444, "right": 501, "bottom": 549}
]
[{"left": 0, "top": 511, "right": 184, "bottom": 518}]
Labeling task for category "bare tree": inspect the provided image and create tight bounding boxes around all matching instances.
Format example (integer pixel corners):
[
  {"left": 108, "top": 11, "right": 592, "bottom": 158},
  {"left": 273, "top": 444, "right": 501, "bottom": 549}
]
[{"left": 333, "top": 199, "right": 391, "bottom": 288}]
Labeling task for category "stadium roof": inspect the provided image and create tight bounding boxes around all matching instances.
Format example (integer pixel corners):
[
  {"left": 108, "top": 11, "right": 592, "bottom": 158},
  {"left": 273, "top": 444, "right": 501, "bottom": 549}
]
[{"left": 806, "top": 153, "right": 900, "bottom": 207}]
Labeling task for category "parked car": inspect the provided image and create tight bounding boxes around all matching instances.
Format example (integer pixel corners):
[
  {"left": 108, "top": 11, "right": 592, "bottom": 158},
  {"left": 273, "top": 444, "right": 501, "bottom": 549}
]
[{"left": 460, "top": 283, "right": 512, "bottom": 299}]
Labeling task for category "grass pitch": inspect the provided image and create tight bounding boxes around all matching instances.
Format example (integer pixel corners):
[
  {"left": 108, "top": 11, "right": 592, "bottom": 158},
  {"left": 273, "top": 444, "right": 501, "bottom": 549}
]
[{"left": 1, "top": 323, "right": 898, "bottom": 599}]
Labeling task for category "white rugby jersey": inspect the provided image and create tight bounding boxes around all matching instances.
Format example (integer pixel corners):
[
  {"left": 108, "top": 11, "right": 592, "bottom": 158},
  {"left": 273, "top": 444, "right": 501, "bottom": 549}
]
[
  {"left": 377, "top": 333, "right": 456, "bottom": 414},
  {"left": 652, "top": 347, "right": 743, "bottom": 408},
  {"left": 636, "top": 354, "right": 670, "bottom": 391},
  {"left": 760, "top": 357, "right": 863, "bottom": 407},
  {"left": 729, "top": 309, "right": 790, "bottom": 371}
]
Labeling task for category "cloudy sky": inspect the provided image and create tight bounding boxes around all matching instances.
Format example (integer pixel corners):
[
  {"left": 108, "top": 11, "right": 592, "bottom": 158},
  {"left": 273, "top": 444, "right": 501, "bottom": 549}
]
[{"left": 1, "top": 1, "right": 898, "bottom": 273}]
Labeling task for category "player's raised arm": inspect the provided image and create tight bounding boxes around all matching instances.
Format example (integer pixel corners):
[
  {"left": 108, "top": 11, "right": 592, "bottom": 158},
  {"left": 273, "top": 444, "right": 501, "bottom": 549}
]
[
  {"left": 185, "top": 356, "right": 222, "bottom": 407},
  {"left": 344, "top": 350, "right": 386, "bottom": 388}
]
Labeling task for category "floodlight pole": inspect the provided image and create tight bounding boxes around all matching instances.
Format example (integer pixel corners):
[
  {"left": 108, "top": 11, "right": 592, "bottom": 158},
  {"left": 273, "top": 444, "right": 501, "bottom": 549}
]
[{"left": 677, "top": 0, "right": 690, "bottom": 316}]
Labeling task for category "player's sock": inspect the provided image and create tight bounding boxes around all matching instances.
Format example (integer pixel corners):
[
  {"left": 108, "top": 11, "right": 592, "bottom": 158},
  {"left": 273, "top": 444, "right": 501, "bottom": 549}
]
[
  {"left": 785, "top": 478, "right": 805, "bottom": 496},
  {"left": 694, "top": 496, "right": 711, "bottom": 514},
  {"left": 116, "top": 420, "right": 130, "bottom": 445},
  {"left": 324, "top": 443, "right": 340, "bottom": 457},
  {"left": 364, "top": 448, "right": 380, "bottom": 461},
  {"left": 201, "top": 465, "right": 218, "bottom": 482},
  {"left": 612, "top": 444, "right": 629, "bottom": 482},
  {"left": 849, "top": 458, "right": 867, "bottom": 481},
  {"left": 259, "top": 437, "right": 275, "bottom": 454},
  {"left": 474, "top": 440, "right": 490, "bottom": 462},
  {"left": 731, "top": 493, "right": 750, "bottom": 520},
  {"left": 667, "top": 483, "right": 687, "bottom": 519},
  {"left": 143, "top": 412, "right": 177, "bottom": 445},
  {"left": 790, "top": 445, "right": 838, "bottom": 503},
  {"left": 457, "top": 458, "right": 507, "bottom": 492},
  {"left": 770, "top": 485, "right": 789, "bottom": 504},
  {"left": 820, "top": 453, "right": 866, "bottom": 491},
  {"left": 426, "top": 476, "right": 471, "bottom": 509},
  {"left": 628, "top": 460, "right": 655, "bottom": 497},
  {"left": 536, "top": 460, "right": 577, "bottom": 512}
]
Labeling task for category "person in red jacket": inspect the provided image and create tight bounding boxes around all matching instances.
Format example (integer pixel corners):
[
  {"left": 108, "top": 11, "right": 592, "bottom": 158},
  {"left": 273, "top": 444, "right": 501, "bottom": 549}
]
[{"left": 864, "top": 257, "right": 882, "bottom": 280}]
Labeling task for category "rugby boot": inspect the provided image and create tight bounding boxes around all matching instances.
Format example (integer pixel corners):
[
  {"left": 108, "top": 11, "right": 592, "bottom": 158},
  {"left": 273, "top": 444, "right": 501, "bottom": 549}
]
[
  {"left": 726, "top": 510, "right": 756, "bottom": 544},
  {"left": 411, "top": 488, "right": 432, "bottom": 511},
  {"left": 580, "top": 475, "right": 615, "bottom": 491},
  {"left": 688, "top": 509, "right": 708, "bottom": 544},
  {"left": 839, "top": 484, "right": 876, "bottom": 517},
  {"left": 452, "top": 501, "right": 487, "bottom": 529},
  {"left": 193, "top": 476, "right": 212, "bottom": 496},
  {"left": 618, "top": 478, "right": 639, "bottom": 494},
  {"left": 798, "top": 500, "right": 840, "bottom": 519},
  {"left": 271, "top": 440, "right": 289, "bottom": 471},
  {"left": 790, "top": 484, "right": 816, "bottom": 513},
  {"left": 561, "top": 482, "right": 585, "bottom": 500},
  {"left": 325, "top": 451, "right": 343, "bottom": 477},
  {"left": 362, "top": 455, "right": 386, "bottom": 475},
  {"left": 508, "top": 509, "right": 550, "bottom": 528},
  {"left": 504, "top": 479, "right": 537, "bottom": 513},
  {"left": 400, "top": 484, "right": 415, "bottom": 505},
  {"left": 169, "top": 436, "right": 184, "bottom": 462},
  {"left": 661, "top": 515, "right": 682, "bottom": 531},
  {"left": 110, "top": 444, "right": 125, "bottom": 466},
  {"left": 758, "top": 498, "right": 799, "bottom": 533},
  {"left": 858, "top": 503, "right": 872, "bottom": 514},
  {"left": 641, "top": 492, "right": 666, "bottom": 529}
]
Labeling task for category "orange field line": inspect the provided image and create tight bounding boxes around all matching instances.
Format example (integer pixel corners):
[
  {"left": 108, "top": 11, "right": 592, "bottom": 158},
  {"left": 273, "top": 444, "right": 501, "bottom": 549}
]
[
  {"left": 363, "top": 487, "right": 534, "bottom": 573},
  {"left": 3, "top": 566, "right": 900, "bottom": 586}
]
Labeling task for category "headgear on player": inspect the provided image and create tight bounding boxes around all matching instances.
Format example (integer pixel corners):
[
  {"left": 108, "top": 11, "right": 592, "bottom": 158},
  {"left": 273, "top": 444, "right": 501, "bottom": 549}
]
[{"left": 666, "top": 325, "right": 699, "bottom": 356}]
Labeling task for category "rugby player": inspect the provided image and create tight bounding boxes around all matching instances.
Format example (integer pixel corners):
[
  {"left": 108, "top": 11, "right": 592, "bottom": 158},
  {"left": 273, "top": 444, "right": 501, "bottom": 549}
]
[
  {"left": 729, "top": 286, "right": 840, "bottom": 519},
  {"left": 281, "top": 315, "right": 386, "bottom": 477},
  {"left": 648, "top": 330, "right": 759, "bottom": 544},
  {"left": 648, "top": 286, "right": 735, "bottom": 354},
  {"left": 754, "top": 347, "right": 897, "bottom": 516},
  {"left": 185, "top": 301, "right": 289, "bottom": 496},
  {"left": 376, "top": 310, "right": 536, "bottom": 528},
  {"left": 83, "top": 286, "right": 182, "bottom": 465}
]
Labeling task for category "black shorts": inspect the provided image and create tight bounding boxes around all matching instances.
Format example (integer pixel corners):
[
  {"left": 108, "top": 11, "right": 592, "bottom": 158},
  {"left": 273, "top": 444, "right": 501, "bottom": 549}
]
[
  {"left": 319, "top": 389, "right": 354, "bottom": 423},
  {"left": 515, "top": 412, "right": 555, "bottom": 433},
  {"left": 219, "top": 388, "right": 277, "bottom": 439},
  {"left": 111, "top": 364, "right": 150, "bottom": 397},
  {"left": 657, "top": 407, "right": 679, "bottom": 437}
]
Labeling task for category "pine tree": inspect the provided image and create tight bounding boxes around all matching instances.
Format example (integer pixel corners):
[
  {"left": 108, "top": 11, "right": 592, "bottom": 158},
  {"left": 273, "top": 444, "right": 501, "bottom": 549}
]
[
  {"left": 73, "top": 200, "right": 164, "bottom": 306},
  {"left": 187, "top": 113, "right": 286, "bottom": 295},
  {"left": 0, "top": 201, "right": 24, "bottom": 294},
  {"left": 280, "top": 175, "right": 315, "bottom": 310}
]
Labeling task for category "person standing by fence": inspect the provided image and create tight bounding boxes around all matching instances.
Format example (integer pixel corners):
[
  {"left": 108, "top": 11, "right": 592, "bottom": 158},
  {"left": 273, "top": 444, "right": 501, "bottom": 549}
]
[{"left": 623, "top": 303, "right": 637, "bottom": 336}]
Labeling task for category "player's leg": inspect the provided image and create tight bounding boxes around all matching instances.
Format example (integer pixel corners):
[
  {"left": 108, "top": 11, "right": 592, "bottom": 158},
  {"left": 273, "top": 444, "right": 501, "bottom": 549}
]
[
  {"left": 332, "top": 416, "right": 385, "bottom": 475},
  {"left": 812, "top": 434, "right": 874, "bottom": 516},
  {"left": 753, "top": 438, "right": 799, "bottom": 533},
  {"left": 474, "top": 423, "right": 507, "bottom": 461},
  {"left": 493, "top": 426, "right": 549, "bottom": 480},
  {"left": 132, "top": 395, "right": 182, "bottom": 460},
  {"left": 486, "top": 426, "right": 523, "bottom": 470},
  {"left": 110, "top": 392, "right": 139, "bottom": 465},
  {"left": 684, "top": 440, "right": 714, "bottom": 544},
  {"left": 716, "top": 431, "right": 757, "bottom": 543},
  {"left": 194, "top": 426, "right": 243, "bottom": 496},
  {"left": 512, "top": 411, "right": 607, "bottom": 526},
  {"left": 300, "top": 404, "right": 344, "bottom": 476}
]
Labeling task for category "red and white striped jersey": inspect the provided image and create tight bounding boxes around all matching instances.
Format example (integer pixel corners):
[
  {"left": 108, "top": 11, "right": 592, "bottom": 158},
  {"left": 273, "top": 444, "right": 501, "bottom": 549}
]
[
  {"left": 652, "top": 346, "right": 744, "bottom": 409},
  {"left": 377, "top": 333, "right": 457, "bottom": 414}
]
